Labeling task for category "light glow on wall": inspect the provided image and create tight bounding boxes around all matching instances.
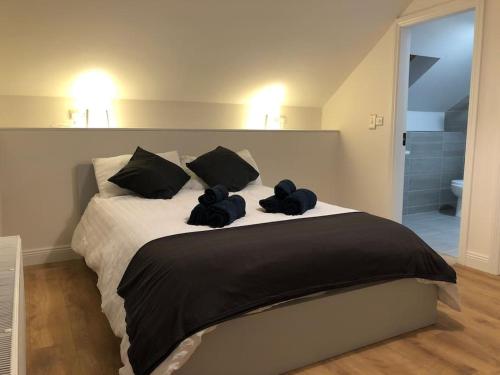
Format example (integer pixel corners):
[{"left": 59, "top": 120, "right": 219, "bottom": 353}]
[
  {"left": 70, "top": 70, "right": 117, "bottom": 128},
  {"left": 246, "top": 84, "right": 286, "bottom": 129}
]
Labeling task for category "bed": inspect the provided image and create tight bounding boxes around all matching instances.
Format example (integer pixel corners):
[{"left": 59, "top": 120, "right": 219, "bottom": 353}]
[{"left": 72, "top": 178, "right": 459, "bottom": 375}]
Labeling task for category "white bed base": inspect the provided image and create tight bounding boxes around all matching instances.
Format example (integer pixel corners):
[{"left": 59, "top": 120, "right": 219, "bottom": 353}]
[{"left": 175, "top": 278, "right": 437, "bottom": 375}]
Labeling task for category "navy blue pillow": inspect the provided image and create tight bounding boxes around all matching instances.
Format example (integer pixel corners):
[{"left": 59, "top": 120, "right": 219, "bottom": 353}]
[
  {"left": 187, "top": 146, "right": 259, "bottom": 191},
  {"left": 109, "top": 147, "right": 189, "bottom": 199}
]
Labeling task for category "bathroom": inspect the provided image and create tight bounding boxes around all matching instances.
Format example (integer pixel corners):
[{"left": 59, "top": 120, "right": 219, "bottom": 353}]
[{"left": 401, "top": 11, "right": 474, "bottom": 258}]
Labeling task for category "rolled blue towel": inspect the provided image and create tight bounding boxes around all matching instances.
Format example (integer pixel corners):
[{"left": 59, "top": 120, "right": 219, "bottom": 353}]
[
  {"left": 207, "top": 195, "right": 246, "bottom": 228},
  {"left": 274, "top": 179, "right": 296, "bottom": 199},
  {"left": 283, "top": 189, "right": 317, "bottom": 215},
  {"left": 187, "top": 204, "right": 210, "bottom": 225},
  {"left": 259, "top": 196, "right": 285, "bottom": 213},
  {"left": 198, "top": 184, "right": 229, "bottom": 205}
]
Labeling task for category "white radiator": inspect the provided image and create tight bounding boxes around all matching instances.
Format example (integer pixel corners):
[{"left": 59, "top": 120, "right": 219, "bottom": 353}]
[{"left": 0, "top": 237, "right": 25, "bottom": 375}]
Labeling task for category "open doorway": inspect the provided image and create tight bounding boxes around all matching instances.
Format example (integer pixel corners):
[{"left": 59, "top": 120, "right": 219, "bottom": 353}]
[{"left": 394, "top": 8, "right": 479, "bottom": 259}]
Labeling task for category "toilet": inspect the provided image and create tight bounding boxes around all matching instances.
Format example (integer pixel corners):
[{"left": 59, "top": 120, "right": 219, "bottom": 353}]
[{"left": 451, "top": 179, "right": 464, "bottom": 217}]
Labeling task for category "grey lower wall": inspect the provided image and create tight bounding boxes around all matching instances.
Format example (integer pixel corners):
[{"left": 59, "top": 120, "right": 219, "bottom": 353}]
[
  {"left": 0, "top": 129, "right": 338, "bottom": 251},
  {"left": 403, "top": 131, "right": 466, "bottom": 214}
]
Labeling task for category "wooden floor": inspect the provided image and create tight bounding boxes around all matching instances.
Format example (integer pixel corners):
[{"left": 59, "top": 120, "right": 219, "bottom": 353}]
[{"left": 26, "top": 261, "right": 500, "bottom": 375}]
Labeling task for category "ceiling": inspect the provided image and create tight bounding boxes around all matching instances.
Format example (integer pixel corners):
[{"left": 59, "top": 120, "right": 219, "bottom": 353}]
[
  {"left": 0, "top": 0, "right": 411, "bottom": 107},
  {"left": 408, "top": 10, "right": 475, "bottom": 112}
]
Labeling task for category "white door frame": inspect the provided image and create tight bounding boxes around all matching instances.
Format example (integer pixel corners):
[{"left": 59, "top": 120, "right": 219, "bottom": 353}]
[{"left": 390, "top": 0, "right": 485, "bottom": 265}]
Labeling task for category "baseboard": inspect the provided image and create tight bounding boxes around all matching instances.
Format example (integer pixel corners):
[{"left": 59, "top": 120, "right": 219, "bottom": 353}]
[
  {"left": 465, "top": 250, "right": 490, "bottom": 273},
  {"left": 23, "top": 245, "right": 81, "bottom": 266}
]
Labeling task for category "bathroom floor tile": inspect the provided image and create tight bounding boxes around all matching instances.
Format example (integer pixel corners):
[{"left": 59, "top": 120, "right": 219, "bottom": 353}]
[{"left": 402, "top": 211, "right": 460, "bottom": 257}]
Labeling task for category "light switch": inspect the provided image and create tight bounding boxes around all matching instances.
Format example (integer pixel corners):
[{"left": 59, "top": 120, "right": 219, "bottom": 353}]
[
  {"left": 369, "top": 114, "right": 377, "bottom": 129},
  {"left": 375, "top": 115, "right": 384, "bottom": 126}
]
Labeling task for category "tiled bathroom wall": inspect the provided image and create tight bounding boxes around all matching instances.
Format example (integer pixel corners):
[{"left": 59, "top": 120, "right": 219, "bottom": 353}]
[
  {"left": 403, "top": 110, "right": 467, "bottom": 215},
  {"left": 444, "top": 110, "right": 468, "bottom": 132}
]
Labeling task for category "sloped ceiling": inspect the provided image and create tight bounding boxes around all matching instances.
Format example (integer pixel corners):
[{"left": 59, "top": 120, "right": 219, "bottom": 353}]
[
  {"left": 0, "top": 0, "right": 411, "bottom": 107},
  {"left": 408, "top": 10, "right": 475, "bottom": 112}
]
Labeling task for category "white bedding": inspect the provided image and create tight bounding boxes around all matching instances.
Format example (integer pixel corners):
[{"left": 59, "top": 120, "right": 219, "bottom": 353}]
[{"left": 71, "top": 185, "right": 459, "bottom": 375}]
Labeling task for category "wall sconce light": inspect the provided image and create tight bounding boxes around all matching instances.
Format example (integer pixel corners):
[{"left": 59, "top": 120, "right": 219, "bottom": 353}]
[
  {"left": 70, "top": 70, "right": 117, "bottom": 128},
  {"left": 246, "top": 84, "right": 286, "bottom": 129},
  {"left": 265, "top": 114, "right": 287, "bottom": 130}
]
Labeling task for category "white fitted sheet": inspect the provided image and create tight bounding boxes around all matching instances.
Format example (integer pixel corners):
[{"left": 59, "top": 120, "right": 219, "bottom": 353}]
[{"left": 71, "top": 185, "right": 459, "bottom": 375}]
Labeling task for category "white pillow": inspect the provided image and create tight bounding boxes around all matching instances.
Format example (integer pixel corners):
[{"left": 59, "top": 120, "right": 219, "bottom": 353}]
[
  {"left": 93, "top": 150, "right": 181, "bottom": 198},
  {"left": 180, "top": 155, "right": 207, "bottom": 190},
  {"left": 180, "top": 149, "right": 262, "bottom": 190},
  {"left": 238, "top": 149, "right": 263, "bottom": 186}
]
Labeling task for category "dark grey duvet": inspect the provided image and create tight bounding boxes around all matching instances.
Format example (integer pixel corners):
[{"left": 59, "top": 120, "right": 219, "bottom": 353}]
[{"left": 117, "top": 212, "right": 456, "bottom": 375}]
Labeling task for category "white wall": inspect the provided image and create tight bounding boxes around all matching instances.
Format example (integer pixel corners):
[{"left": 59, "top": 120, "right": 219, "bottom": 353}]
[
  {"left": 0, "top": 0, "right": 411, "bottom": 108},
  {"left": 322, "top": 24, "right": 398, "bottom": 219},
  {"left": 408, "top": 11, "right": 474, "bottom": 111},
  {"left": 322, "top": 0, "right": 500, "bottom": 274},
  {"left": 0, "top": 1, "right": 412, "bottom": 132},
  {"left": 0, "top": 96, "right": 321, "bottom": 130},
  {"left": 406, "top": 111, "right": 444, "bottom": 131},
  {"left": 465, "top": 0, "right": 500, "bottom": 274}
]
